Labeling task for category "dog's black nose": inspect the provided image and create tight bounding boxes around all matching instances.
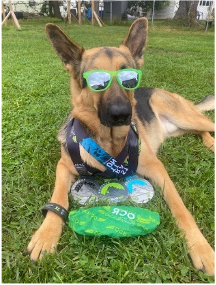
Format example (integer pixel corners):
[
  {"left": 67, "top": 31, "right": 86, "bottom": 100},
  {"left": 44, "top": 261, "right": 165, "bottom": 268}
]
[
  {"left": 109, "top": 103, "right": 132, "bottom": 126},
  {"left": 98, "top": 94, "right": 132, "bottom": 127}
]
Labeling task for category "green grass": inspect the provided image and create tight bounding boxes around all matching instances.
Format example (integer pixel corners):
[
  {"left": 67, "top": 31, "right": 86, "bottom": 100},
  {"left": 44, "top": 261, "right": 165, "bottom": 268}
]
[{"left": 2, "top": 18, "right": 214, "bottom": 283}]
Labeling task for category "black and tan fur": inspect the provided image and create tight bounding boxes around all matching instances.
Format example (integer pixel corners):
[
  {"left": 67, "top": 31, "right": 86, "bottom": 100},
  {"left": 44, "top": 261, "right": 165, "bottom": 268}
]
[{"left": 27, "top": 18, "right": 215, "bottom": 275}]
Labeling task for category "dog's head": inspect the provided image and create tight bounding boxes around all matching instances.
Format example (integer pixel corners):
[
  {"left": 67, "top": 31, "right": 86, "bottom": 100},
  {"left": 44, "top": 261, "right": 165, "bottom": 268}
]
[{"left": 46, "top": 18, "right": 148, "bottom": 127}]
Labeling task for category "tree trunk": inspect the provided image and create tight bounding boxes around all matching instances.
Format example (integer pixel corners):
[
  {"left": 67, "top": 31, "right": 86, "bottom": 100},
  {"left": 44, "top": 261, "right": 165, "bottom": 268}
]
[
  {"left": 174, "top": 1, "right": 199, "bottom": 26},
  {"left": 48, "top": 1, "right": 53, "bottom": 17},
  {"left": 53, "top": 1, "right": 62, "bottom": 19}
]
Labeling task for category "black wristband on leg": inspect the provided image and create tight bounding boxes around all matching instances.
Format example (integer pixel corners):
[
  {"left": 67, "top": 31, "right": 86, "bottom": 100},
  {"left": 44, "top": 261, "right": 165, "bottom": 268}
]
[{"left": 42, "top": 203, "right": 68, "bottom": 223}]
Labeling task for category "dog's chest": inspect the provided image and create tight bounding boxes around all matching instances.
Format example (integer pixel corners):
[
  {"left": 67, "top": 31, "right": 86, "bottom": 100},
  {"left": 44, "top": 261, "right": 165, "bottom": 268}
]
[{"left": 66, "top": 118, "right": 140, "bottom": 178}]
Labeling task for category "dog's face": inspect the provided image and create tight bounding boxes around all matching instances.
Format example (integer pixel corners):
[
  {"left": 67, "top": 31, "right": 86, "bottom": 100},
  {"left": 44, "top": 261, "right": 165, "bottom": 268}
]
[{"left": 46, "top": 18, "right": 148, "bottom": 127}]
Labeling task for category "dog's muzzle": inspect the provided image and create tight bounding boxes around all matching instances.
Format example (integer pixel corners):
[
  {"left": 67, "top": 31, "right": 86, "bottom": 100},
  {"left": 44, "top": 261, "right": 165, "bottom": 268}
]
[
  {"left": 99, "top": 100, "right": 132, "bottom": 127},
  {"left": 109, "top": 103, "right": 132, "bottom": 126}
]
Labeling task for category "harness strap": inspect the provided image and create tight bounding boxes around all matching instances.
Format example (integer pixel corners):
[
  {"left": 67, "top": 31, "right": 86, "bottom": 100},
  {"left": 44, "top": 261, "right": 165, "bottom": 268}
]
[
  {"left": 66, "top": 118, "right": 139, "bottom": 178},
  {"left": 80, "top": 138, "right": 134, "bottom": 178}
]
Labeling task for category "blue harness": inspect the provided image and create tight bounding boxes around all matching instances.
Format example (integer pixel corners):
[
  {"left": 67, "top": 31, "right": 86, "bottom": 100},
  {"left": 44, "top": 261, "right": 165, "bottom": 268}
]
[{"left": 66, "top": 118, "right": 140, "bottom": 178}]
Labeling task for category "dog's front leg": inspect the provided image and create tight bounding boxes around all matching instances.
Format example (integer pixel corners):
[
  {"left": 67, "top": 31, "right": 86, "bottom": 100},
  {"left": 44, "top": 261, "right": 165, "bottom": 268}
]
[
  {"left": 137, "top": 149, "right": 215, "bottom": 276},
  {"left": 27, "top": 154, "right": 74, "bottom": 262}
]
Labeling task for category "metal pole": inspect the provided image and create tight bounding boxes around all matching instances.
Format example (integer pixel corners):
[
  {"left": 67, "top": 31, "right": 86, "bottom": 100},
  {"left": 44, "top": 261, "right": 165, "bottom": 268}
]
[
  {"left": 152, "top": 0, "right": 155, "bottom": 27},
  {"left": 110, "top": 1, "right": 112, "bottom": 23}
]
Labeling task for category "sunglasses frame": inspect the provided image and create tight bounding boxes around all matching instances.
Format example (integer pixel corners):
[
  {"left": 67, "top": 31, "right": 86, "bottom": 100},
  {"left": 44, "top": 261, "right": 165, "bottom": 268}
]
[{"left": 83, "top": 68, "right": 142, "bottom": 92}]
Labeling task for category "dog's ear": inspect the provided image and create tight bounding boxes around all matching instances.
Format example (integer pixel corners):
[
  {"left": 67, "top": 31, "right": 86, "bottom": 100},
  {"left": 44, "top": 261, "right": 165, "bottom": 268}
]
[
  {"left": 122, "top": 17, "right": 148, "bottom": 67},
  {"left": 46, "top": 23, "right": 84, "bottom": 75}
]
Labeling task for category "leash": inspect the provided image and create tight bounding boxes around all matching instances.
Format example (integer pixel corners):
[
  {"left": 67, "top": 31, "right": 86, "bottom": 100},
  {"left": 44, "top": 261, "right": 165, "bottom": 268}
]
[{"left": 66, "top": 118, "right": 139, "bottom": 178}]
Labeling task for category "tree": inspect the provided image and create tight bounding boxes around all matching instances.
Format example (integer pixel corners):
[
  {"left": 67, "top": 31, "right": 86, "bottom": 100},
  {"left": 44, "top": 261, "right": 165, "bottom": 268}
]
[
  {"left": 52, "top": 1, "right": 62, "bottom": 19},
  {"left": 41, "top": 1, "right": 62, "bottom": 19},
  {"left": 174, "top": 1, "right": 199, "bottom": 26}
]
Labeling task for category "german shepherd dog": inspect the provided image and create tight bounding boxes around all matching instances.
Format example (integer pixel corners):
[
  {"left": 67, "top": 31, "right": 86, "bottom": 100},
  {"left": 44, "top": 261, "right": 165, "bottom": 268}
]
[{"left": 27, "top": 18, "right": 215, "bottom": 275}]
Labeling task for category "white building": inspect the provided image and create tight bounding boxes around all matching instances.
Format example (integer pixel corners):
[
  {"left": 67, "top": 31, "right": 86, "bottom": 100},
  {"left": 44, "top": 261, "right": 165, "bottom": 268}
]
[
  {"left": 4, "top": 1, "right": 215, "bottom": 22},
  {"left": 153, "top": 0, "right": 179, "bottom": 20},
  {"left": 6, "top": 0, "right": 44, "bottom": 14},
  {"left": 197, "top": 0, "right": 215, "bottom": 21},
  {"left": 125, "top": 0, "right": 180, "bottom": 20},
  {"left": 153, "top": 0, "right": 215, "bottom": 21}
]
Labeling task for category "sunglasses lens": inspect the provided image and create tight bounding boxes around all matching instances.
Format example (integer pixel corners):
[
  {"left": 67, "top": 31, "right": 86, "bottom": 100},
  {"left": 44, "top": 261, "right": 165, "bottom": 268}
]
[
  {"left": 118, "top": 70, "right": 139, "bottom": 89},
  {"left": 87, "top": 72, "right": 111, "bottom": 91}
]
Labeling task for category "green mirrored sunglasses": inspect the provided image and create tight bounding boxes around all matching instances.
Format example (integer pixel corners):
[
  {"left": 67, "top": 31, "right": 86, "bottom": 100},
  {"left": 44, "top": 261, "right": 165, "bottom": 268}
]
[{"left": 83, "top": 68, "right": 142, "bottom": 92}]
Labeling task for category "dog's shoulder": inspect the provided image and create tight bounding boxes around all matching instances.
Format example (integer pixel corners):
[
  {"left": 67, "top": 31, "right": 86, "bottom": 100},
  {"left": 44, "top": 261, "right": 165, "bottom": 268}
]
[{"left": 134, "top": 87, "right": 155, "bottom": 124}]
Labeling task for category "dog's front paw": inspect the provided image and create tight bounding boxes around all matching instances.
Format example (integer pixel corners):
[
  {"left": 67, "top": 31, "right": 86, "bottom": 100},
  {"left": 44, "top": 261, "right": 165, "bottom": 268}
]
[
  {"left": 27, "top": 212, "right": 63, "bottom": 262},
  {"left": 188, "top": 236, "right": 215, "bottom": 276},
  {"left": 201, "top": 132, "right": 215, "bottom": 152}
]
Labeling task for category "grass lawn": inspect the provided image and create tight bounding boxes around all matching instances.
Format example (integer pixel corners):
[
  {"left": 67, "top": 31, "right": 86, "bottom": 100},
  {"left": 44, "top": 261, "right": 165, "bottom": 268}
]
[{"left": 2, "top": 18, "right": 214, "bottom": 283}]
